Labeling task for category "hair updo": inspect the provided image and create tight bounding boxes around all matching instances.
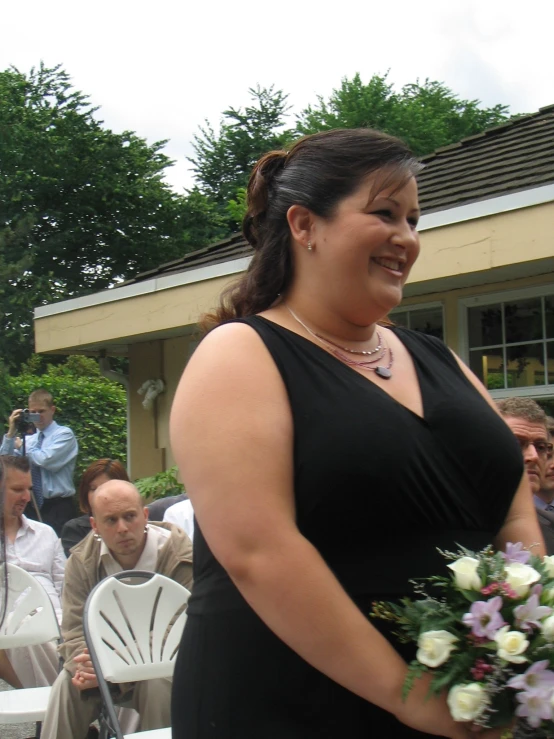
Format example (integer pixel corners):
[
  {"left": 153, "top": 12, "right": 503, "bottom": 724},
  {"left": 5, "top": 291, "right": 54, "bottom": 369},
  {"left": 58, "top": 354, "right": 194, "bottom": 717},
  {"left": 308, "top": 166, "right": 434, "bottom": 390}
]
[{"left": 204, "top": 128, "right": 421, "bottom": 328}]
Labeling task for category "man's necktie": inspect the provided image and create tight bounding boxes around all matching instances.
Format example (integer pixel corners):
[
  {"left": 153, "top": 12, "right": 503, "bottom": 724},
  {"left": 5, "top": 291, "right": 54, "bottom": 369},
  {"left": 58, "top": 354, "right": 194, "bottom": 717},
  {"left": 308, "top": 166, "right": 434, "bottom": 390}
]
[{"left": 30, "top": 432, "right": 45, "bottom": 509}]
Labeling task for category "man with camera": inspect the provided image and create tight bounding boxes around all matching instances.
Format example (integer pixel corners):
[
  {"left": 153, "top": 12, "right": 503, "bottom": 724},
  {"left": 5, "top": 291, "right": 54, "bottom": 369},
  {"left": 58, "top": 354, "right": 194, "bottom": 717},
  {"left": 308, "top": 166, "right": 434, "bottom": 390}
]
[{"left": 1, "top": 388, "right": 78, "bottom": 536}]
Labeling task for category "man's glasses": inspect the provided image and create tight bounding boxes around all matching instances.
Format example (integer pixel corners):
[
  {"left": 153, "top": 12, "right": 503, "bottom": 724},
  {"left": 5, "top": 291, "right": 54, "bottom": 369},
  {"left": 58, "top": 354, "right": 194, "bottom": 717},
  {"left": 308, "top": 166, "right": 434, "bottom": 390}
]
[{"left": 516, "top": 438, "right": 554, "bottom": 458}]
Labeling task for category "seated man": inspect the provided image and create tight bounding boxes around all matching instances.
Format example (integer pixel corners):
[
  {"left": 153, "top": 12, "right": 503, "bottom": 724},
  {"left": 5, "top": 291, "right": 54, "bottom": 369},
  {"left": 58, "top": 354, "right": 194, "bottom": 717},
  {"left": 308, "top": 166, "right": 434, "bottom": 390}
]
[
  {"left": 497, "top": 398, "right": 553, "bottom": 552},
  {"left": 0, "top": 455, "right": 65, "bottom": 688},
  {"left": 41, "top": 480, "right": 193, "bottom": 739},
  {"left": 537, "top": 414, "right": 554, "bottom": 514}
]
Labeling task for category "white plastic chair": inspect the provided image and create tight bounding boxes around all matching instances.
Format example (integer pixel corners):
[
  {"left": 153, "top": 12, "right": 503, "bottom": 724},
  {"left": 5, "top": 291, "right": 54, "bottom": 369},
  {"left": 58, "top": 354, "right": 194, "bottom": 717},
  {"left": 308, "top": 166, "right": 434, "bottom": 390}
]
[
  {"left": 83, "top": 570, "right": 190, "bottom": 739},
  {"left": 0, "top": 562, "right": 61, "bottom": 736}
]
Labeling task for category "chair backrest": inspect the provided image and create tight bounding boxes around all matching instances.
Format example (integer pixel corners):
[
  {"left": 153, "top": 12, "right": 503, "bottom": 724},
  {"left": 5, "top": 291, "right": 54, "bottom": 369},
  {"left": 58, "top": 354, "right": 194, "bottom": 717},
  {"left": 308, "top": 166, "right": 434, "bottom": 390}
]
[
  {"left": 0, "top": 563, "right": 61, "bottom": 648},
  {"left": 84, "top": 570, "right": 190, "bottom": 683}
]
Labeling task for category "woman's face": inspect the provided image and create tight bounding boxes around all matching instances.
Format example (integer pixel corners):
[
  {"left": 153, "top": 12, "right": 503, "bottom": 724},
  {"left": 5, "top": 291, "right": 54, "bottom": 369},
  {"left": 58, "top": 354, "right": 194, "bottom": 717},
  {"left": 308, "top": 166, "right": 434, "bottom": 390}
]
[
  {"left": 87, "top": 472, "right": 112, "bottom": 513},
  {"left": 306, "top": 174, "right": 420, "bottom": 324}
]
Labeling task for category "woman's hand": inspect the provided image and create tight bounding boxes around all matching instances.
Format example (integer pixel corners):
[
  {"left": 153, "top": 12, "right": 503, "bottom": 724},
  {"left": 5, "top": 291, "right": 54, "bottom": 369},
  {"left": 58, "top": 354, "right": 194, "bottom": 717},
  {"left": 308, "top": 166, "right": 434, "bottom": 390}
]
[{"left": 394, "top": 673, "right": 511, "bottom": 738}]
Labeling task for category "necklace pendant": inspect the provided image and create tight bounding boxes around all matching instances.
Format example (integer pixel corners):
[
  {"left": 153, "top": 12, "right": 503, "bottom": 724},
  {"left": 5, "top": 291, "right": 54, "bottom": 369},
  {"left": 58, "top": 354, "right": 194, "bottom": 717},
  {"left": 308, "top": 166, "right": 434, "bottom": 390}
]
[{"left": 375, "top": 366, "right": 392, "bottom": 379}]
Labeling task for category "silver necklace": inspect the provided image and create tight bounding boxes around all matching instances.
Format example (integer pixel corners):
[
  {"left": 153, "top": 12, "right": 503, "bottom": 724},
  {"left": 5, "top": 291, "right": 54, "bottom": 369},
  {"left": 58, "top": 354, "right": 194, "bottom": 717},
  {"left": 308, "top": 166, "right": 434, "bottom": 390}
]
[{"left": 285, "top": 305, "right": 394, "bottom": 379}]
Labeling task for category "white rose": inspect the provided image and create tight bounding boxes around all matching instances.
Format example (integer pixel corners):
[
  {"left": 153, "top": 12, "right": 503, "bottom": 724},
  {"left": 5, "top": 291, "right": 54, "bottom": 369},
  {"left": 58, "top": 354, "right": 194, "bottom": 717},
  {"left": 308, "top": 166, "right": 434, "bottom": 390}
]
[
  {"left": 447, "top": 556, "right": 482, "bottom": 591},
  {"left": 447, "top": 683, "right": 488, "bottom": 722},
  {"left": 544, "top": 556, "right": 554, "bottom": 578},
  {"left": 416, "top": 630, "right": 458, "bottom": 668},
  {"left": 504, "top": 562, "right": 541, "bottom": 597},
  {"left": 494, "top": 626, "right": 529, "bottom": 663},
  {"left": 542, "top": 615, "right": 554, "bottom": 641}
]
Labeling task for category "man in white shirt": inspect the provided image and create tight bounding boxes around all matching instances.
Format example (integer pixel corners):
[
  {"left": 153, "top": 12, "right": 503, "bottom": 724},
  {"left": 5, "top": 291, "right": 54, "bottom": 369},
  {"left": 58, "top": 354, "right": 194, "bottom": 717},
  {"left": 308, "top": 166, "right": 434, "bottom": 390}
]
[
  {"left": 0, "top": 455, "right": 65, "bottom": 688},
  {"left": 41, "top": 479, "right": 193, "bottom": 739},
  {"left": 163, "top": 496, "right": 195, "bottom": 542}
]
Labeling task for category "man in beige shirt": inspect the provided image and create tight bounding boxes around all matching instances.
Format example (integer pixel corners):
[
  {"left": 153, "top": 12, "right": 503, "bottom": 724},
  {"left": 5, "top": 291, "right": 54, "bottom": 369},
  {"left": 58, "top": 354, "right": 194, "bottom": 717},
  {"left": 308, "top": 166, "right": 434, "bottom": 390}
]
[{"left": 41, "top": 480, "right": 193, "bottom": 739}]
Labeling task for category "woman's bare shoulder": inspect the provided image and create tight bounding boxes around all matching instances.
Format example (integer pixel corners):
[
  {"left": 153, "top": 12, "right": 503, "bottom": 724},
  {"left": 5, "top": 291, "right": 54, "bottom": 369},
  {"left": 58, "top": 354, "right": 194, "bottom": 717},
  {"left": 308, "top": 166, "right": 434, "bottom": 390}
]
[{"left": 182, "top": 319, "right": 285, "bottom": 399}]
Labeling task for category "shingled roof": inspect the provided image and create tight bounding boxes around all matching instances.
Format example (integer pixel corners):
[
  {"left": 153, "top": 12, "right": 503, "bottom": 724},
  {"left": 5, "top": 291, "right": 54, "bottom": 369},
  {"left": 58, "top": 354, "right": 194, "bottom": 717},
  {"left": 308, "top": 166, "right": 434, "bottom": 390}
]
[{"left": 125, "top": 104, "right": 554, "bottom": 286}]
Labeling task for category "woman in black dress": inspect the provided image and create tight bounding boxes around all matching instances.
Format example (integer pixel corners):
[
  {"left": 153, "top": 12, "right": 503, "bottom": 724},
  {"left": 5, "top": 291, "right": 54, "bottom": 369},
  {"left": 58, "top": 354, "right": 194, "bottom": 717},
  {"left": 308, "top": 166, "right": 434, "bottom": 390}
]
[{"left": 169, "top": 128, "right": 543, "bottom": 738}]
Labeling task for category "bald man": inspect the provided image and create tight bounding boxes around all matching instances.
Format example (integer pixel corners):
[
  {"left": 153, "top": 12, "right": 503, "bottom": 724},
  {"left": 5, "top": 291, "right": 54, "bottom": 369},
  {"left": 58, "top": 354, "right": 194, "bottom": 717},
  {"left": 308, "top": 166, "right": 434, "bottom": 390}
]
[{"left": 41, "top": 480, "right": 193, "bottom": 739}]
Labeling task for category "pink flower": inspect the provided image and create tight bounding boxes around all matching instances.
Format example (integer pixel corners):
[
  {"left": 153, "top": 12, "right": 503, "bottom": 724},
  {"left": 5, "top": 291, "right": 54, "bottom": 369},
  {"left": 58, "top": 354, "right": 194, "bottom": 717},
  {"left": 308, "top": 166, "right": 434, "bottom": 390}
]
[
  {"left": 515, "top": 688, "right": 553, "bottom": 728},
  {"left": 501, "top": 542, "right": 531, "bottom": 565},
  {"left": 514, "top": 594, "right": 552, "bottom": 632},
  {"left": 508, "top": 661, "right": 554, "bottom": 691},
  {"left": 462, "top": 596, "right": 505, "bottom": 639}
]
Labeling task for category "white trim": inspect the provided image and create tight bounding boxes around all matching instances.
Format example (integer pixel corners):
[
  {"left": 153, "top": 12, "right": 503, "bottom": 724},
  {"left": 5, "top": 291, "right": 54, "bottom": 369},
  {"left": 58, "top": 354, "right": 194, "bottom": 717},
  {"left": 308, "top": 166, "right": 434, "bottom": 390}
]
[
  {"left": 34, "top": 257, "right": 252, "bottom": 319},
  {"left": 417, "top": 184, "right": 554, "bottom": 231},
  {"left": 34, "top": 184, "right": 554, "bottom": 320},
  {"left": 488, "top": 387, "right": 554, "bottom": 400},
  {"left": 460, "top": 283, "right": 554, "bottom": 309}
]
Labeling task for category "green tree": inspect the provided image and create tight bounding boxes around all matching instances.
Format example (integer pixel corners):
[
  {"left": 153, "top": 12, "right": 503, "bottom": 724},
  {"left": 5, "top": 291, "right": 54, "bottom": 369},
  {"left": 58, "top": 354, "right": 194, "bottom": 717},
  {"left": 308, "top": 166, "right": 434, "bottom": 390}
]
[
  {"left": 4, "top": 355, "right": 127, "bottom": 482},
  {"left": 295, "top": 73, "right": 511, "bottom": 156},
  {"left": 189, "top": 85, "right": 292, "bottom": 208},
  {"left": 0, "top": 63, "right": 196, "bottom": 369},
  {"left": 180, "top": 188, "right": 229, "bottom": 249}
]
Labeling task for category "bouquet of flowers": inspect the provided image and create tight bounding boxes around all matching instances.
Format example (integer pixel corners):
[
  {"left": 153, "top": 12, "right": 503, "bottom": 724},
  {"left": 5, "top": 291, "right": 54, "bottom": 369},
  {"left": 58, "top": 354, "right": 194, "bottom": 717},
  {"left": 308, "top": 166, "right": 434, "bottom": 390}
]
[{"left": 371, "top": 543, "right": 554, "bottom": 737}]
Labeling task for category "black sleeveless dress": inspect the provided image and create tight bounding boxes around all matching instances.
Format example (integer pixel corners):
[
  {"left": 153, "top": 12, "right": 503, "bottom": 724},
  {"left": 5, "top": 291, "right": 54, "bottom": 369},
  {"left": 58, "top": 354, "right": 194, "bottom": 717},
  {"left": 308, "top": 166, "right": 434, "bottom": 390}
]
[{"left": 171, "top": 316, "right": 523, "bottom": 738}]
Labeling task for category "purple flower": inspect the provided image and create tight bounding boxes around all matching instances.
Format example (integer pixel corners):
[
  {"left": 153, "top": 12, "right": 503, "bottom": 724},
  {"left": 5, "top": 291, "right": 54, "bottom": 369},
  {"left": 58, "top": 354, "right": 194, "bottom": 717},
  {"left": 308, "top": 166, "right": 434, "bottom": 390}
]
[
  {"left": 501, "top": 542, "right": 531, "bottom": 564},
  {"left": 508, "top": 661, "right": 554, "bottom": 691},
  {"left": 515, "top": 688, "right": 553, "bottom": 728},
  {"left": 514, "top": 594, "right": 552, "bottom": 631},
  {"left": 462, "top": 596, "right": 505, "bottom": 639}
]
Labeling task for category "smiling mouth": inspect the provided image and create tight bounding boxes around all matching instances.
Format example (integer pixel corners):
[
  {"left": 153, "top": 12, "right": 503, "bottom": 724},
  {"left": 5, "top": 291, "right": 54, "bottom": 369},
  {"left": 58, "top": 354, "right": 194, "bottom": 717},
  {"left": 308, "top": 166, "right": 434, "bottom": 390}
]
[{"left": 372, "top": 257, "right": 405, "bottom": 274}]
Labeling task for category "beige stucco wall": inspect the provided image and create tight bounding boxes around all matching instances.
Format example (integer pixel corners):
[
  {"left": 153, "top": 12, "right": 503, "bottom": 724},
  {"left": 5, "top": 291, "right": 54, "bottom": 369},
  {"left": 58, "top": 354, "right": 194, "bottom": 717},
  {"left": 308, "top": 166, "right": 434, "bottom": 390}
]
[
  {"left": 34, "top": 202, "right": 554, "bottom": 356},
  {"left": 411, "top": 202, "right": 554, "bottom": 283},
  {"left": 35, "top": 274, "right": 234, "bottom": 355}
]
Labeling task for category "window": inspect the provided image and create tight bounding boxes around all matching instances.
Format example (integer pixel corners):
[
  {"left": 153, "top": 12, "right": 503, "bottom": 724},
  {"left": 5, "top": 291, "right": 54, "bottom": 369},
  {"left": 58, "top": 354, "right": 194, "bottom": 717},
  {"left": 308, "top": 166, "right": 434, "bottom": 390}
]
[
  {"left": 462, "top": 288, "right": 554, "bottom": 394},
  {"left": 391, "top": 303, "right": 444, "bottom": 340}
]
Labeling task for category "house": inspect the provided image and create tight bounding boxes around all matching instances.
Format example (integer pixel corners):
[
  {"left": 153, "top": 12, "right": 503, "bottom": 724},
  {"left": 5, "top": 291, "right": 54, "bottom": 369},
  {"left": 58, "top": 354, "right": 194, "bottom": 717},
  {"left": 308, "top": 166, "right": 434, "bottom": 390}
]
[{"left": 34, "top": 105, "right": 554, "bottom": 478}]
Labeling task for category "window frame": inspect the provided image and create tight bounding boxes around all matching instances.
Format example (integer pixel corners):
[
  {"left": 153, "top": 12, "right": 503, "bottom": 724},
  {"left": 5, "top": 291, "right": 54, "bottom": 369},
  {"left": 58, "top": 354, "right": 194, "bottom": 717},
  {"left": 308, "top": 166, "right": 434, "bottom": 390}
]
[
  {"left": 389, "top": 300, "right": 445, "bottom": 339},
  {"left": 458, "top": 284, "right": 554, "bottom": 400}
]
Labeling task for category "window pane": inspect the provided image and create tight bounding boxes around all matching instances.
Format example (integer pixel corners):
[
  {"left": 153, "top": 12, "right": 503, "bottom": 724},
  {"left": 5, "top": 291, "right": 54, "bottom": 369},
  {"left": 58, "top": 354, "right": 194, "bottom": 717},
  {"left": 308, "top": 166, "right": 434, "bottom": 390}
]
[
  {"left": 468, "top": 305, "right": 502, "bottom": 347},
  {"left": 506, "top": 343, "right": 545, "bottom": 387},
  {"left": 546, "top": 297, "right": 554, "bottom": 339},
  {"left": 470, "top": 347, "right": 504, "bottom": 389},
  {"left": 548, "top": 342, "right": 554, "bottom": 385},
  {"left": 392, "top": 311, "right": 408, "bottom": 328},
  {"left": 504, "top": 298, "right": 542, "bottom": 344},
  {"left": 409, "top": 307, "right": 444, "bottom": 340}
]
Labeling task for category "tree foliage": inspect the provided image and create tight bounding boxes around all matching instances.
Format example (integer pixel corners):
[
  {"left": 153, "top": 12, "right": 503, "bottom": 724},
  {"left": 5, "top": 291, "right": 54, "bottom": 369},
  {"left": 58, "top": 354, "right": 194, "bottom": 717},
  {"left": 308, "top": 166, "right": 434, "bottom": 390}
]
[
  {"left": 0, "top": 63, "right": 201, "bottom": 369},
  {"left": 188, "top": 74, "right": 512, "bottom": 215},
  {"left": 295, "top": 73, "right": 511, "bottom": 156},
  {"left": 2, "top": 355, "right": 127, "bottom": 481},
  {"left": 189, "top": 85, "right": 292, "bottom": 207}
]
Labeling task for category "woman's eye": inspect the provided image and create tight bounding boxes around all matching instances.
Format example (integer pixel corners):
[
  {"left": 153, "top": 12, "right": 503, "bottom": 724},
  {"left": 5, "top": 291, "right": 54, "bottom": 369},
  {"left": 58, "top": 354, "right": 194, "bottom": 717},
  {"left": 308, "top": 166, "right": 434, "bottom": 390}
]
[{"left": 373, "top": 210, "right": 393, "bottom": 219}]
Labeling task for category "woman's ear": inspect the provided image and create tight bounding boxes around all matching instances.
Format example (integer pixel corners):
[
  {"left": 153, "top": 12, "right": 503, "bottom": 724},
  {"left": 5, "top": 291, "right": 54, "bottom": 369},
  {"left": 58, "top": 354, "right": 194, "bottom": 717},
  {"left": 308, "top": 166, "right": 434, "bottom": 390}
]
[{"left": 286, "top": 204, "right": 315, "bottom": 248}]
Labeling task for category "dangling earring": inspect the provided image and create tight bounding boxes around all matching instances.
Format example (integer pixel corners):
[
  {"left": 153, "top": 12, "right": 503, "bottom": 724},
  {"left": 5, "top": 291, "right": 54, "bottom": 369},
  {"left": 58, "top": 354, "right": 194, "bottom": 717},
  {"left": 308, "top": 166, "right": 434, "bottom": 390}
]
[
  {"left": 307, "top": 240, "right": 313, "bottom": 251},
  {"left": 144, "top": 524, "right": 149, "bottom": 533},
  {"left": 93, "top": 532, "right": 102, "bottom": 542}
]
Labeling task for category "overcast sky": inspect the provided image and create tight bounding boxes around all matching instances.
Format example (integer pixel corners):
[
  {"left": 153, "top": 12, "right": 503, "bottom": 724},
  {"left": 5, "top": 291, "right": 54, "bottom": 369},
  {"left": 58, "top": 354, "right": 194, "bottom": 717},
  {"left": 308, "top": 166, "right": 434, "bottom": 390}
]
[{"left": 3, "top": 0, "right": 552, "bottom": 193}]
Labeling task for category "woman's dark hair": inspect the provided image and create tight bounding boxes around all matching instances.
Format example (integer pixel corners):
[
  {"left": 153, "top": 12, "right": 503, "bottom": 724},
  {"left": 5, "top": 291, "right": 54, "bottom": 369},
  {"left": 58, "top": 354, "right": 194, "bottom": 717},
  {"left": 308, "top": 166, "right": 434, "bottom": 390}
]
[
  {"left": 78, "top": 458, "right": 130, "bottom": 515},
  {"left": 203, "top": 128, "right": 421, "bottom": 328}
]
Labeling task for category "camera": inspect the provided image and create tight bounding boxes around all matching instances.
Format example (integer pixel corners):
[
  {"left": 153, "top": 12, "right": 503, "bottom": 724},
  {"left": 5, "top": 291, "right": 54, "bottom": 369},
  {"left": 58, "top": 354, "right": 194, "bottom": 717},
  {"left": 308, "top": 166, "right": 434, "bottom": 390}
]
[{"left": 16, "top": 409, "right": 41, "bottom": 434}]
